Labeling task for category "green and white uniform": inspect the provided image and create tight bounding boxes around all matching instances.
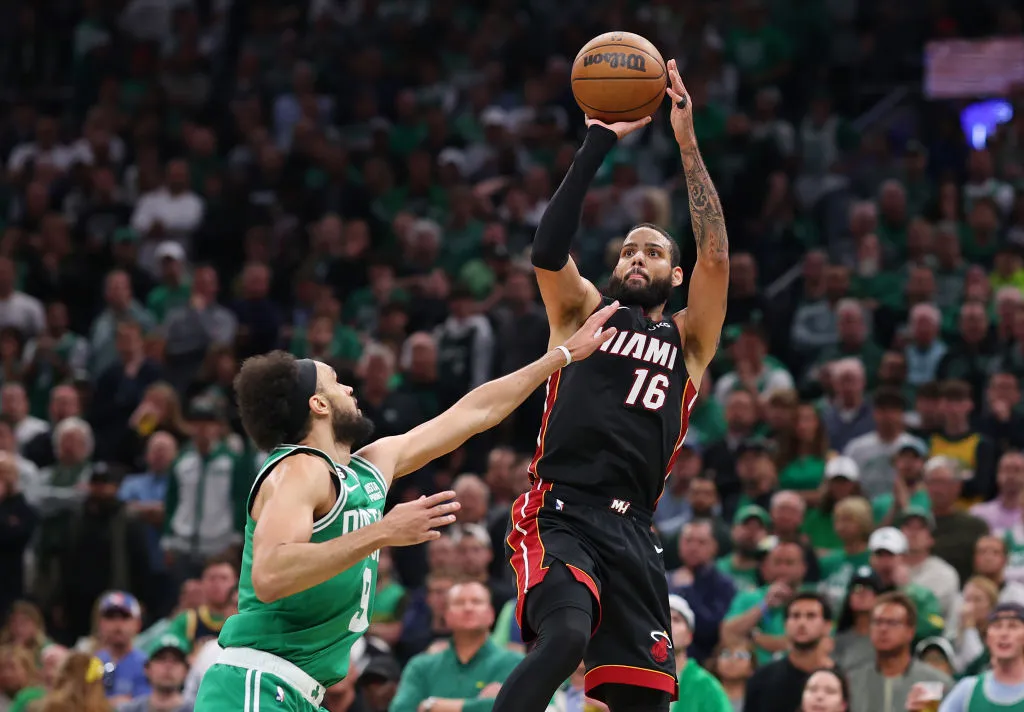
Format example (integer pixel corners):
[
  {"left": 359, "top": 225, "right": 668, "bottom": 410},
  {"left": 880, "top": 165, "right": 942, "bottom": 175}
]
[{"left": 195, "top": 445, "right": 388, "bottom": 711}]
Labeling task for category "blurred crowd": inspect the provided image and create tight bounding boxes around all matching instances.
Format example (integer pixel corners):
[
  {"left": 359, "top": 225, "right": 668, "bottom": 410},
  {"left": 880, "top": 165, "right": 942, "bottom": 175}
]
[{"left": 1, "top": 0, "right": 1024, "bottom": 711}]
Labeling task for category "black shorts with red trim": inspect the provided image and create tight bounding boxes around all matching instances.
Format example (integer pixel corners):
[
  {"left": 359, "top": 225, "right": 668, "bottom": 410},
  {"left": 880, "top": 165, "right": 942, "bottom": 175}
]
[{"left": 506, "top": 479, "right": 678, "bottom": 702}]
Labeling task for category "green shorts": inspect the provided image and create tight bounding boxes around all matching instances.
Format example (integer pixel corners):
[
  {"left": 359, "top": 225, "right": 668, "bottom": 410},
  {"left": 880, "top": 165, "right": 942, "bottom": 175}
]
[{"left": 195, "top": 663, "right": 322, "bottom": 712}]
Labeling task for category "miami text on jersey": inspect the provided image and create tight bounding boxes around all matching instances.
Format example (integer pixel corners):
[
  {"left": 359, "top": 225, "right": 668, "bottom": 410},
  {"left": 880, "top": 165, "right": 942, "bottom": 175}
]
[{"left": 598, "top": 331, "right": 679, "bottom": 369}]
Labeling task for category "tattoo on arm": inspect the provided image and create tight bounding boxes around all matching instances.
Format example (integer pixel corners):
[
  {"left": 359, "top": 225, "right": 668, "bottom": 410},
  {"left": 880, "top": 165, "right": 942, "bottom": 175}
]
[{"left": 681, "top": 144, "right": 729, "bottom": 261}]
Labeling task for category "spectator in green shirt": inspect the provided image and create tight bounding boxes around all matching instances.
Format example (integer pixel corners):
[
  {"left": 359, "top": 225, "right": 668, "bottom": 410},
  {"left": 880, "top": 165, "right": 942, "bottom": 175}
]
[
  {"left": 668, "top": 594, "right": 732, "bottom": 712},
  {"left": 390, "top": 581, "right": 523, "bottom": 712},
  {"left": 147, "top": 241, "right": 191, "bottom": 323},
  {"left": 716, "top": 505, "right": 771, "bottom": 594}
]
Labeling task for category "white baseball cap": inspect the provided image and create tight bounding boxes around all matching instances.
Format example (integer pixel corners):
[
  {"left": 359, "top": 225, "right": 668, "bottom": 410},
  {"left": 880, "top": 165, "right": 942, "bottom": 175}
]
[
  {"left": 868, "top": 526, "right": 908, "bottom": 555},
  {"left": 668, "top": 594, "right": 694, "bottom": 630},
  {"left": 825, "top": 455, "right": 860, "bottom": 481}
]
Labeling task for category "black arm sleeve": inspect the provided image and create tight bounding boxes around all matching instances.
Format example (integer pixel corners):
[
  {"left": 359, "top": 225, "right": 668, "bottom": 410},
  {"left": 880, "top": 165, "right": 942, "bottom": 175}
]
[{"left": 530, "top": 124, "right": 618, "bottom": 271}]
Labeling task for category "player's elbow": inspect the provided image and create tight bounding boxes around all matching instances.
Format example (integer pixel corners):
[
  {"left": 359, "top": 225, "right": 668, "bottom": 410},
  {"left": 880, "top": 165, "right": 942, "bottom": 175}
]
[
  {"left": 530, "top": 247, "right": 568, "bottom": 272},
  {"left": 250, "top": 563, "right": 282, "bottom": 603}
]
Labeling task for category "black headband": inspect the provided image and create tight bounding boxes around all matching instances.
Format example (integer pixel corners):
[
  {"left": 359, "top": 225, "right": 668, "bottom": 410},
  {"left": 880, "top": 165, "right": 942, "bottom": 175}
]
[{"left": 285, "top": 358, "right": 319, "bottom": 443}]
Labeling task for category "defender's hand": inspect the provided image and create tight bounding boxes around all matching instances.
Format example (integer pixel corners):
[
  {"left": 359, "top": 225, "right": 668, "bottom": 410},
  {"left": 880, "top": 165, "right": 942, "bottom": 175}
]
[
  {"left": 585, "top": 116, "right": 652, "bottom": 140},
  {"left": 560, "top": 301, "right": 619, "bottom": 363},
  {"left": 664, "top": 59, "right": 694, "bottom": 143},
  {"left": 381, "top": 491, "right": 460, "bottom": 547}
]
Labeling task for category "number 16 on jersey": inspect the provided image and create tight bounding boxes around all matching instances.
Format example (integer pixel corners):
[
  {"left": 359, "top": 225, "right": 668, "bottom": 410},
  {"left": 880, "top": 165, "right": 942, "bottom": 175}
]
[{"left": 625, "top": 368, "right": 669, "bottom": 411}]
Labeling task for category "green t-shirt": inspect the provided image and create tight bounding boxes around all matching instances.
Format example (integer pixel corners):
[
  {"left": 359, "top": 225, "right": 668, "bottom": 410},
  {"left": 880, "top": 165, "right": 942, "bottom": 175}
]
[
  {"left": 671, "top": 659, "right": 733, "bottom": 712},
  {"left": 389, "top": 640, "right": 524, "bottom": 712},
  {"left": 725, "top": 586, "right": 786, "bottom": 664},
  {"left": 715, "top": 556, "right": 760, "bottom": 594},
  {"left": 218, "top": 447, "right": 389, "bottom": 688},
  {"left": 9, "top": 686, "right": 45, "bottom": 712},
  {"left": 778, "top": 455, "right": 825, "bottom": 491},
  {"left": 904, "top": 582, "right": 946, "bottom": 640},
  {"left": 147, "top": 282, "right": 192, "bottom": 323},
  {"left": 871, "top": 490, "right": 931, "bottom": 525},
  {"left": 688, "top": 397, "right": 727, "bottom": 445},
  {"left": 726, "top": 25, "right": 792, "bottom": 79},
  {"left": 801, "top": 508, "right": 841, "bottom": 551}
]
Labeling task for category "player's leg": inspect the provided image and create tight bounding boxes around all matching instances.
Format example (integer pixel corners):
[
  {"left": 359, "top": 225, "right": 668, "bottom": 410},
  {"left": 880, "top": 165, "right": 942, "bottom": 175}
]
[
  {"left": 491, "top": 562, "right": 594, "bottom": 712},
  {"left": 603, "top": 686, "right": 671, "bottom": 712}
]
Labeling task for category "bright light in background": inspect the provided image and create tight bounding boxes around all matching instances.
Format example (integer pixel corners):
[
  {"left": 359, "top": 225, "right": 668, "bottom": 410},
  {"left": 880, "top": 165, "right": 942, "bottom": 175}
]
[{"left": 960, "top": 99, "right": 1014, "bottom": 149}]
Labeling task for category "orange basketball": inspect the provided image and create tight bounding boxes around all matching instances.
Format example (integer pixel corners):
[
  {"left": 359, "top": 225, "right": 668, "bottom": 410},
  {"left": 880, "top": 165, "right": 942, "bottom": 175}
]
[{"left": 571, "top": 32, "right": 667, "bottom": 123}]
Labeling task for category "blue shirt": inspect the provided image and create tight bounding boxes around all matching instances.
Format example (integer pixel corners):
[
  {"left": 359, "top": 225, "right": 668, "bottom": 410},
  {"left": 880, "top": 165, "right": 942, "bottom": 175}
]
[
  {"left": 96, "top": 648, "right": 150, "bottom": 700},
  {"left": 118, "top": 471, "right": 169, "bottom": 571},
  {"left": 668, "top": 563, "right": 737, "bottom": 661}
]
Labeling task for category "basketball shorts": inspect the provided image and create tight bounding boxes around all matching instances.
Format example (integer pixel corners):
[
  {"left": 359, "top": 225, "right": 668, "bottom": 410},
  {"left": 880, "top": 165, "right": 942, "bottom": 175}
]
[
  {"left": 195, "top": 649, "right": 326, "bottom": 712},
  {"left": 506, "top": 479, "right": 678, "bottom": 701}
]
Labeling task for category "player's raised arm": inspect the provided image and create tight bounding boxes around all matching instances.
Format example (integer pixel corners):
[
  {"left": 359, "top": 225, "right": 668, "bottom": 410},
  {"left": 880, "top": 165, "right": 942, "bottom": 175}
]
[
  {"left": 357, "top": 301, "right": 619, "bottom": 480},
  {"left": 249, "top": 454, "right": 458, "bottom": 603},
  {"left": 666, "top": 59, "right": 729, "bottom": 380},
  {"left": 532, "top": 119, "right": 648, "bottom": 336}
]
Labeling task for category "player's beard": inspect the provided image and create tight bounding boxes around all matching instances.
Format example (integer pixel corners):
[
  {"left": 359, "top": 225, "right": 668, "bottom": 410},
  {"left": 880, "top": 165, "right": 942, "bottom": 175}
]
[
  {"left": 605, "top": 271, "right": 673, "bottom": 310},
  {"left": 331, "top": 406, "right": 375, "bottom": 447}
]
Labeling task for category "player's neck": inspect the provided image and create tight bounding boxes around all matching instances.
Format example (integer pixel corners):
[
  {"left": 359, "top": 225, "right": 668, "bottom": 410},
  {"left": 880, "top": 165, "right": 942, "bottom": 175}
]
[{"left": 300, "top": 426, "right": 352, "bottom": 466}]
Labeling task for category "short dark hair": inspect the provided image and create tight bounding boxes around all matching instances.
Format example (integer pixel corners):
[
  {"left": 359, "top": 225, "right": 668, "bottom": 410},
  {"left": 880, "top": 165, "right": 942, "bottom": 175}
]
[
  {"left": 786, "top": 591, "right": 833, "bottom": 621},
  {"left": 873, "top": 387, "right": 906, "bottom": 411},
  {"left": 628, "top": 223, "right": 681, "bottom": 268},
  {"left": 204, "top": 552, "right": 239, "bottom": 575},
  {"left": 939, "top": 379, "right": 972, "bottom": 401},
  {"left": 873, "top": 591, "right": 918, "bottom": 629},
  {"left": 915, "top": 381, "right": 942, "bottom": 401},
  {"left": 234, "top": 351, "right": 314, "bottom": 450}
]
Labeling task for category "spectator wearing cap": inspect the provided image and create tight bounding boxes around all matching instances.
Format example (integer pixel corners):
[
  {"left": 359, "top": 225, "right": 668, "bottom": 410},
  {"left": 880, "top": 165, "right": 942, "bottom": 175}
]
[
  {"left": 162, "top": 264, "right": 237, "bottom": 395},
  {"left": 716, "top": 505, "right": 771, "bottom": 593},
  {"left": 915, "top": 636, "right": 955, "bottom": 678},
  {"left": 87, "top": 270, "right": 157, "bottom": 380},
  {"left": 867, "top": 527, "right": 946, "bottom": 640},
  {"left": 949, "top": 576, "right": 1000, "bottom": 673},
  {"left": 89, "top": 318, "right": 162, "bottom": 465},
  {"left": 713, "top": 324, "right": 795, "bottom": 407},
  {"left": 742, "top": 592, "right": 835, "bottom": 712},
  {"left": 816, "top": 496, "right": 873, "bottom": 610},
  {"left": 146, "top": 241, "right": 190, "bottom": 323},
  {"left": 929, "top": 380, "right": 996, "bottom": 506},
  {"left": 389, "top": 581, "right": 522, "bottom": 712},
  {"left": 668, "top": 520, "right": 737, "bottom": 662},
  {"left": 872, "top": 439, "right": 930, "bottom": 526},
  {"left": 819, "top": 358, "right": 876, "bottom": 454},
  {"left": 93, "top": 591, "right": 151, "bottom": 705},
  {"left": 919, "top": 603, "right": 1024, "bottom": 712},
  {"left": 667, "top": 594, "right": 731, "bottom": 712},
  {"left": 847, "top": 591, "right": 952, "bottom": 712},
  {"left": 56, "top": 465, "right": 151, "bottom": 642},
  {"left": 802, "top": 456, "right": 864, "bottom": 551},
  {"left": 161, "top": 399, "right": 250, "bottom": 582},
  {"left": 901, "top": 506, "right": 960, "bottom": 619},
  {"left": 834, "top": 566, "right": 885, "bottom": 671},
  {"left": 723, "top": 540, "right": 811, "bottom": 664},
  {"left": 358, "top": 655, "right": 402, "bottom": 712},
  {"left": 842, "top": 388, "right": 924, "bottom": 500},
  {"left": 118, "top": 633, "right": 192, "bottom": 712},
  {"left": 970, "top": 451, "right": 1024, "bottom": 536},
  {"left": 923, "top": 456, "right": 990, "bottom": 584}
]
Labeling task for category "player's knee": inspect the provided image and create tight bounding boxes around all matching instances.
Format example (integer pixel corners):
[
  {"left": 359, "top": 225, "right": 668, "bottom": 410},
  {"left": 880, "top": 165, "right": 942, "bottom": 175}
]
[
  {"left": 603, "top": 685, "right": 671, "bottom": 712},
  {"left": 535, "top": 605, "right": 590, "bottom": 664}
]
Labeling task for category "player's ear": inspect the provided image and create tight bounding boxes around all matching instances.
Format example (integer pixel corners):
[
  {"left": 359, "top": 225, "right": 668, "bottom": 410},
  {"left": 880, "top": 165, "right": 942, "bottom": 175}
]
[
  {"left": 308, "top": 393, "right": 329, "bottom": 415},
  {"left": 671, "top": 265, "right": 684, "bottom": 288}
]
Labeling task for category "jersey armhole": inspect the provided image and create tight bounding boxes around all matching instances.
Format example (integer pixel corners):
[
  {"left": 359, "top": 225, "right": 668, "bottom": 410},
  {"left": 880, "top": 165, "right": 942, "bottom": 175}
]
[
  {"left": 248, "top": 447, "right": 343, "bottom": 525},
  {"left": 350, "top": 453, "right": 389, "bottom": 493}
]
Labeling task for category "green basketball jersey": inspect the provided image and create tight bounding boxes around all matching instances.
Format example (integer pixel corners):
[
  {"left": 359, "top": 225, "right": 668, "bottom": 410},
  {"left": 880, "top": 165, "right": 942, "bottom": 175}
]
[{"left": 218, "top": 446, "right": 389, "bottom": 688}]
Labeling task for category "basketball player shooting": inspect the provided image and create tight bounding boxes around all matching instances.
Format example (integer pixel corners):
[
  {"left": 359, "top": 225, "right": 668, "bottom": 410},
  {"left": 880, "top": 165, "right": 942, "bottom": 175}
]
[
  {"left": 492, "top": 60, "right": 729, "bottom": 712},
  {"left": 193, "top": 307, "right": 619, "bottom": 712}
]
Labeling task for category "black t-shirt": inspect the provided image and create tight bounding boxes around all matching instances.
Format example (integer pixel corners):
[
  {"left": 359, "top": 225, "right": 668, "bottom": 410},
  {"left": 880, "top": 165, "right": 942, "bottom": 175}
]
[{"left": 745, "top": 657, "right": 837, "bottom": 712}]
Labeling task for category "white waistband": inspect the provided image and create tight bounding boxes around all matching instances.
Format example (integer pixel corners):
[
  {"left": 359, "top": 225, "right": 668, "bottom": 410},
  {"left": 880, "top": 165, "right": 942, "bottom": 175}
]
[{"left": 217, "top": 647, "right": 326, "bottom": 707}]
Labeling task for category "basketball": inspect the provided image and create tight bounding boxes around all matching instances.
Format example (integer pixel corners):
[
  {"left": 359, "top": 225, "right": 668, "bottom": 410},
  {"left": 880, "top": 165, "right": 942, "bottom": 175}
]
[{"left": 571, "top": 32, "right": 667, "bottom": 123}]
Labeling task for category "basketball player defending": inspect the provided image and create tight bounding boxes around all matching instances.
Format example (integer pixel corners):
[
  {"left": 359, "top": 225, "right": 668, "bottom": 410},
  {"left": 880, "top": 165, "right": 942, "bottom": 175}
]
[
  {"left": 493, "top": 60, "right": 729, "bottom": 712},
  {"left": 193, "top": 306, "right": 619, "bottom": 712}
]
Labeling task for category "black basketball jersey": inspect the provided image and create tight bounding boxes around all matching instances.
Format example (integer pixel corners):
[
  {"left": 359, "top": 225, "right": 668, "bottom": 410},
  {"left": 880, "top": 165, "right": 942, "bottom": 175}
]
[{"left": 529, "top": 297, "right": 698, "bottom": 511}]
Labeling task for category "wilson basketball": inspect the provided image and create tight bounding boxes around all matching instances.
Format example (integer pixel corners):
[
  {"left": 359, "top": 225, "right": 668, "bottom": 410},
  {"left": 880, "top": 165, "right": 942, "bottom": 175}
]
[{"left": 571, "top": 32, "right": 667, "bottom": 123}]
